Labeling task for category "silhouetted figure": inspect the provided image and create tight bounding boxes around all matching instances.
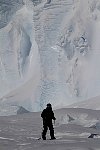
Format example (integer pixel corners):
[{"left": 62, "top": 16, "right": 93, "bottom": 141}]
[{"left": 41, "top": 103, "right": 56, "bottom": 140}]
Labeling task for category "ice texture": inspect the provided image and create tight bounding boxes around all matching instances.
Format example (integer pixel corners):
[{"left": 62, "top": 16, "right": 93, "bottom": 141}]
[{"left": 0, "top": 0, "right": 100, "bottom": 112}]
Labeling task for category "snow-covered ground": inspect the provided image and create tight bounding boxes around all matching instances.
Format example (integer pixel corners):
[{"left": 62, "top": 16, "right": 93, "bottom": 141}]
[{"left": 0, "top": 108, "right": 100, "bottom": 150}]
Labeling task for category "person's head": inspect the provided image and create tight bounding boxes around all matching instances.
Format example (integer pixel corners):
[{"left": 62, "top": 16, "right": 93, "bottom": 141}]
[{"left": 46, "top": 103, "right": 52, "bottom": 109}]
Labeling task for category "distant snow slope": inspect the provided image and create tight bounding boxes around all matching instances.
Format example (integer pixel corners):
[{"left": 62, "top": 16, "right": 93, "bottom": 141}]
[
  {"left": 0, "top": 0, "right": 100, "bottom": 112},
  {"left": 68, "top": 95, "right": 100, "bottom": 110}
]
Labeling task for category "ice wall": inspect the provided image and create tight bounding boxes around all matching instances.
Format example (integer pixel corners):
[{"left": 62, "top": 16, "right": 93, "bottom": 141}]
[
  {"left": 33, "top": 0, "right": 100, "bottom": 110},
  {"left": 0, "top": 0, "right": 100, "bottom": 112},
  {"left": 0, "top": 1, "right": 41, "bottom": 111}
]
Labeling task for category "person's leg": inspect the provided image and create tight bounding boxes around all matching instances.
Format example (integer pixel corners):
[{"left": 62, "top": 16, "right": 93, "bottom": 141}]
[
  {"left": 42, "top": 124, "right": 48, "bottom": 140},
  {"left": 49, "top": 123, "right": 56, "bottom": 139}
]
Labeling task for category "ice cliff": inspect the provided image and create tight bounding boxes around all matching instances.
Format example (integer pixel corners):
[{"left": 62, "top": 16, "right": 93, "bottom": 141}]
[{"left": 0, "top": 0, "right": 100, "bottom": 112}]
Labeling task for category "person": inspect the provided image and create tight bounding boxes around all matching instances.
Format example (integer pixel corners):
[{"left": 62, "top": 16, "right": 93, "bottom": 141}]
[{"left": 41, "top": 103, "right": 56, "bottom": 140}]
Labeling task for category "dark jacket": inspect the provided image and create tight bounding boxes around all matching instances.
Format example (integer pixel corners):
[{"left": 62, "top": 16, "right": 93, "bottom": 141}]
[{"left": 41, "top": 107, "right": 56, "bottom": 123}]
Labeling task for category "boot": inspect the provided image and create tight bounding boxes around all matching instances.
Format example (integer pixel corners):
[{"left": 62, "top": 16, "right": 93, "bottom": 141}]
[{"left": 50, "top": 137, "right": 56, "bottom": 140}]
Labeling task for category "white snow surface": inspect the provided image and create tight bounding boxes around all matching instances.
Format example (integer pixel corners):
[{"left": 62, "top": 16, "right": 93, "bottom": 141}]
[
  {"left": 0, "top": 0, "right": 100, "bottom": 112},
  {"left": 0, "top": 108, "right": 100, "bottom": 149}
]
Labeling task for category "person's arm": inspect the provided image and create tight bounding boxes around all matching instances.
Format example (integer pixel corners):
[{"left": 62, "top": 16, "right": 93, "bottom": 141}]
[
  {"left": 41, "top": 110, "right": 44, "bottom": 118},
  {"left": 41, "top": 109, "right": 46, "bottom": 119},
  {"left": 52, "top": 111, "right": 56, "bottom": 120}
]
